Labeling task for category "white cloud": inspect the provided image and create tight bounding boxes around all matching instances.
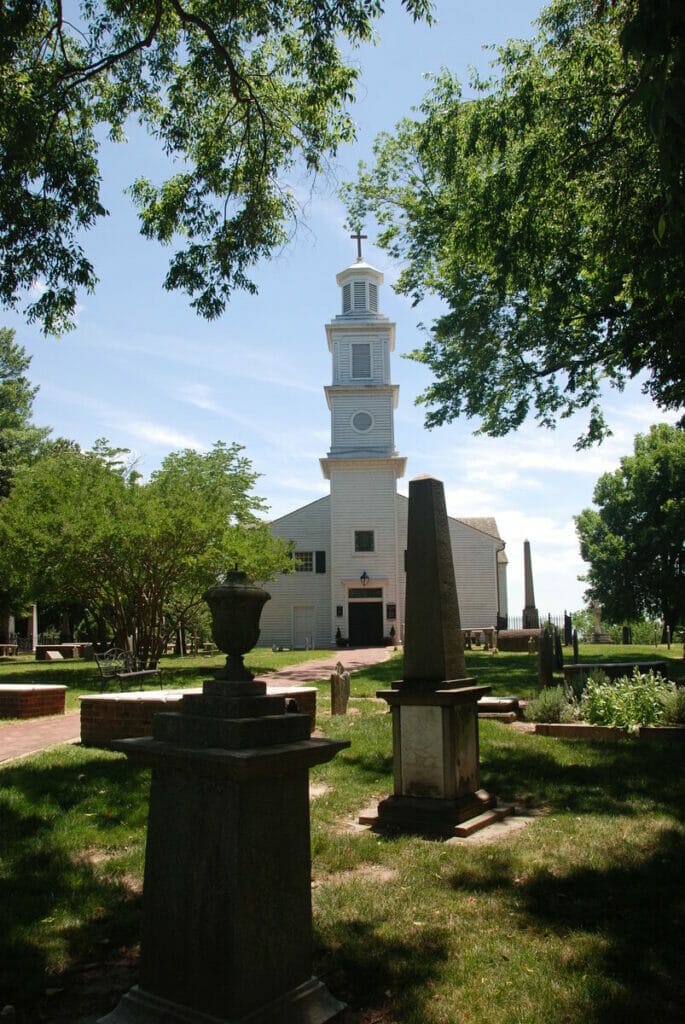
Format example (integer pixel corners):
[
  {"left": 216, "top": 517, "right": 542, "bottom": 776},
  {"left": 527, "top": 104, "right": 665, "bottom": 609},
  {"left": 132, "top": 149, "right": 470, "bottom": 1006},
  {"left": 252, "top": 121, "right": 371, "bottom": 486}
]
[{"left": 124, "top": 419, "right": 205, "bottom": 451}]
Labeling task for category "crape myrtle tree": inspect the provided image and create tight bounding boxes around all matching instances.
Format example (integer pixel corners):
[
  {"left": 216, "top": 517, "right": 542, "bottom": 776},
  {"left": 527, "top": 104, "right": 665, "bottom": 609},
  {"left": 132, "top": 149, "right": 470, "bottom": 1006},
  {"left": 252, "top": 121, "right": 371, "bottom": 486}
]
[
  {"left": 0, "top": 0, "right": 432, "bottom": 334},
  {"left": 0, "top": 440, "right": 293, "bottom": 665},
  {"left": 343, "top": 0, "right": 685, "bottom": 447},
  {"left": 574, "top": 424, "right": 685, "bottom": 641}
]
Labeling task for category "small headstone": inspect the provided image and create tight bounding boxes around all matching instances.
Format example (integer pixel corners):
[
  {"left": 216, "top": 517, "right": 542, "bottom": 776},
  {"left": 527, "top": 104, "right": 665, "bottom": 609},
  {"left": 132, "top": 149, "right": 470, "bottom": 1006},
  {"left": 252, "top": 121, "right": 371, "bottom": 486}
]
[
  {"left": 554, "top": 628, "right": 564, "bottom": 669},
  {"left": 330, "top": 661, "right": 350, "bottom": 715},
  {"left": 45, "top": 650, "right": 64, "bottom": 661},
  {"left": 564, "top": 612, "right": 573, "bottom": 646},
  {"left": 538, "top": 624, "right": 555, "bottom": 687}
]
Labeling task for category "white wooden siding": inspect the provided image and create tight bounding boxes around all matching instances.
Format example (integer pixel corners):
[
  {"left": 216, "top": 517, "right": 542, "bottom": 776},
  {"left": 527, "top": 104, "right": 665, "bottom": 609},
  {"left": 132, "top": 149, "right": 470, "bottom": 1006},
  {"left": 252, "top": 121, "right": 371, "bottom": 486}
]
[
  {"left": 259, "top": 497, "right": 333, "bottom": 648},
  {"left": 329, "top": 392, "right": 395, "bottom": 453},
  {"left": 330, "top": 465, "right": 403, "bottom": 639},
  {"left": 332, "top": 332, "right": 390, "bottom": 386}
]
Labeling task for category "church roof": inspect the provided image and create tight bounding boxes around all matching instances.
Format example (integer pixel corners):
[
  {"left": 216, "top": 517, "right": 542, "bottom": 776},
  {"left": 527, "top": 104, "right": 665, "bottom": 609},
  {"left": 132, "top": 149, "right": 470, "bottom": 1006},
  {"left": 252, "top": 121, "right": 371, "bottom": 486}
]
[{"left": 457, "top": 516, "right": 501, "bottom": 540}]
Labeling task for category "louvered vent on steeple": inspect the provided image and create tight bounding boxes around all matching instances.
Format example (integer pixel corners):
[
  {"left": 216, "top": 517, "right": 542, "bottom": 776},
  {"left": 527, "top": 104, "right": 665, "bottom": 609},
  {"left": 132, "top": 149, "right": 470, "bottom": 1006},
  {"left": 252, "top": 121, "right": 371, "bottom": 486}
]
[{"left": 335, "top": 257, "right": 385, "bottom": 322}]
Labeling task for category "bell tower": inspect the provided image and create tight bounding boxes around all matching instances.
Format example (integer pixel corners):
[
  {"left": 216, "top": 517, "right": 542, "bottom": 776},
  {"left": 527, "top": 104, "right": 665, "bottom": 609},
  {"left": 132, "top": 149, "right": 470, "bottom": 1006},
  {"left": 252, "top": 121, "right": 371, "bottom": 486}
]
[{"left": 320, "top": 241, "right": 406, "bottom": 646}]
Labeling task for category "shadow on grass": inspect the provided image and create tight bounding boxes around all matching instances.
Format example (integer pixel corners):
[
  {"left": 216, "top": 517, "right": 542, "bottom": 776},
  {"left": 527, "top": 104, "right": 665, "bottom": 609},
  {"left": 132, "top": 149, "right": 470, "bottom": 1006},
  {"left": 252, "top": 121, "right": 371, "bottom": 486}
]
[
  {"left": 445, "top": 828, "right": 685, "bottom": 1023},
  {"left": 482, "top": 730, "right": 685, "bottom": 821},
  {"left": 315, "top": 917, "right": 448, "bottom": 1021},
  {"left": 339, "top": 747, "right": 394, "bottom": 780},
  {"left": 0, "top": 754, "right": 149, "bottom": 1019}
]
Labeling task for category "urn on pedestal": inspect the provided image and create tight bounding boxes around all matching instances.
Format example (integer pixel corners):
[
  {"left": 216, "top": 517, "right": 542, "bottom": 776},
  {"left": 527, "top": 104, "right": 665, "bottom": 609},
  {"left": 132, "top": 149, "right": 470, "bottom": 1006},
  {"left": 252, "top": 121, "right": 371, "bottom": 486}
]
[{"left": 203, "top": 569, "right": 270, "bottom": 681}]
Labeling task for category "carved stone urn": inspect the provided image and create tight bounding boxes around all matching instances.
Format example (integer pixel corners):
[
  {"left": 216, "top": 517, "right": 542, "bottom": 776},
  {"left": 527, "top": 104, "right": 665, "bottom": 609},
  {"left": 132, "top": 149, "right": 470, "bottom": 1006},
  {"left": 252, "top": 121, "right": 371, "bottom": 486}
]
[{"left": 203, "top": 570, "right": 271, "bottom": 681}]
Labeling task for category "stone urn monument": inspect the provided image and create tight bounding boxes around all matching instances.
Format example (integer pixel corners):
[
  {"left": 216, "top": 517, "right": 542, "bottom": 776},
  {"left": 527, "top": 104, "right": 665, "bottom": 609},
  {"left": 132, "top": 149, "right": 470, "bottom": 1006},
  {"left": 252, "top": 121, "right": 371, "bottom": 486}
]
[
  {"left": 204, "top": 569, "right": 270, "bottom": 680},
  {"left": 101, "top": 570, "right": 348, "bottom": 1024}
]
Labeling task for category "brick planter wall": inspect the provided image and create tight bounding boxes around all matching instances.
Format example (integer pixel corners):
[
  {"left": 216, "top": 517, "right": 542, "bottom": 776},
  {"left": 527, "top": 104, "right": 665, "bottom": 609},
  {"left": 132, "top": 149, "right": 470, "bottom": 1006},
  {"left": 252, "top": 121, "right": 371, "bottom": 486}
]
[
  {"left": 0, "top": 685, "right": 66, "bottom": 719},
  {"left": 80, "top": 686, "right": 318, "bottom": 748},
  {"left": 535, "top": 722, "right": 685, "bottom": 742}
]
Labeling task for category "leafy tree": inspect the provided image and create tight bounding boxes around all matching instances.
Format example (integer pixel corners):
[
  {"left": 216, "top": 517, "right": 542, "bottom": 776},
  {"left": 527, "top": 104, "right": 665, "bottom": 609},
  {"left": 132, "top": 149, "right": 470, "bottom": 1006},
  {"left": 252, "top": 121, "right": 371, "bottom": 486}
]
[
  {"left": 575, "top": 424, "right": 685, "bottom": 639},
  {"left": 344, "top": 0, "right": 685, "bottom": 447},
  {"left": 0, "top": 440, "right": 292, "bottom": 664},
  {"left": 0, "top": 326, "right": 49, "bottom": 497},
  {"left": 0, "top": 0, "right": 432, "bottom": 334},
  {"left": 0, "top": 326, "right": 50, "bottom": 640}
]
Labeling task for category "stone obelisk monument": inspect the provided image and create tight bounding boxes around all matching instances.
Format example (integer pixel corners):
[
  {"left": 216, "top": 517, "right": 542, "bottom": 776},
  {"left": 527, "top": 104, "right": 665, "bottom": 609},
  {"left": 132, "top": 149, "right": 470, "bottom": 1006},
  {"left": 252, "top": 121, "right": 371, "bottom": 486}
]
[
  {"left": 370, "top": 475, "right": 499, "bottom": 836},
  {"left": 521, "top": 539, "right": 540, "bottom": 629}
]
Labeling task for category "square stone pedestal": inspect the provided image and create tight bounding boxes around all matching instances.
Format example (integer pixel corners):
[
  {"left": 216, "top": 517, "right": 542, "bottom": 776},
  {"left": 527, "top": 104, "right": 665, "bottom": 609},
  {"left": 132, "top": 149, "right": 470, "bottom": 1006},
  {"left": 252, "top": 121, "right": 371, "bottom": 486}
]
[
  {"left": 368, "top": 680, "right": 495, "bottom": 835},
  {"left": 100, "top": 680, "right": 348, "bottom": 1024}
]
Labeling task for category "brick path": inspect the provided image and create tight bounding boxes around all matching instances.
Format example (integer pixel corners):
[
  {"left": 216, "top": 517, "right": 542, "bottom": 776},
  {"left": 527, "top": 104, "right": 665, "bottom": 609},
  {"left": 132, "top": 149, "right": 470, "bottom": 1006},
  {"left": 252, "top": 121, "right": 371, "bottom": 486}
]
[{"left": 0, "top": 647, "right": 393, "bottom": 766}]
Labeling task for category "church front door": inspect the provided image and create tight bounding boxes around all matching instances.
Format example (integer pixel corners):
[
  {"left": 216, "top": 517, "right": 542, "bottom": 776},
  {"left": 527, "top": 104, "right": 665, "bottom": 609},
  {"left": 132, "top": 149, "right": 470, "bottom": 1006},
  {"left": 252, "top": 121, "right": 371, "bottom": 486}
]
[{"left": 348, "top": 602, "right": 383, "bottom": 646}]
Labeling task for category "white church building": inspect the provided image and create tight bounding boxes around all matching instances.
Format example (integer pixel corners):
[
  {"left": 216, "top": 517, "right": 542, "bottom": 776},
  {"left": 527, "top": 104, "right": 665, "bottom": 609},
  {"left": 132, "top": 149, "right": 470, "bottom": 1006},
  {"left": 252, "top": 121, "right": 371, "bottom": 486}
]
[{"left": 258, "top": 250, "right": 508, "bottom": 649}]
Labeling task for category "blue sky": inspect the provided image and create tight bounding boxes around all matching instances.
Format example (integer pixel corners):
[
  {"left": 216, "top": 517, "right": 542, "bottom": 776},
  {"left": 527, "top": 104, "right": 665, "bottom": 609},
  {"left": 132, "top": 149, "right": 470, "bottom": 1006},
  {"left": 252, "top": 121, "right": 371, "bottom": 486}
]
[{"left": 5, "top": 1, "right": 675, "bottom": 619}]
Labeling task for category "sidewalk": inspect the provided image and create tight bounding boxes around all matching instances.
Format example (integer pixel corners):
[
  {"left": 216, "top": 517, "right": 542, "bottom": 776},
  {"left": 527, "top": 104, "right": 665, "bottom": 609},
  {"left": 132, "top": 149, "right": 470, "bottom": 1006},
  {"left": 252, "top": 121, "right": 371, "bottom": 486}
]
[{"left": 0, "top": 647, "right": 394, "bottom": 766}]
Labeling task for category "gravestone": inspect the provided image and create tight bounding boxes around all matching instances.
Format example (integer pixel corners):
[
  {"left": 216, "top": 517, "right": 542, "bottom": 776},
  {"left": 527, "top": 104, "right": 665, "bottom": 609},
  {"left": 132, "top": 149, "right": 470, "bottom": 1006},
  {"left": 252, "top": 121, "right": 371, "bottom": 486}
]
[
  {"left": 538, "top": 624, "right": 555, "bottom": 687},
  {"left": 368, "top": 475, "right": 501, "bottom": 836},
  {"left": 330, "top": 661, "right": 350, "bottom": 715},
  {"left": 522, "top": 540, "right": 540, "bottom": 629},
  {"left": 591, "top": 601, "right": 612, "bottom": 643}
]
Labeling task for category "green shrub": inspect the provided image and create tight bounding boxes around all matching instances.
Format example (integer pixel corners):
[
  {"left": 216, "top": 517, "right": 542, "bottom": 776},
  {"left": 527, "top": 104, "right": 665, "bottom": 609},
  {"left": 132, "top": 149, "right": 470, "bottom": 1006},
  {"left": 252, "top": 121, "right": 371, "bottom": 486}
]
[
  {"left": 581, "top": 668, "right": 672, "bottom": 730},
  {"left": 660, "top": 684, "right": 685, "bottom": 725},
  {"left": 524, "top": 686, "right": 576, "bottom": 723}
]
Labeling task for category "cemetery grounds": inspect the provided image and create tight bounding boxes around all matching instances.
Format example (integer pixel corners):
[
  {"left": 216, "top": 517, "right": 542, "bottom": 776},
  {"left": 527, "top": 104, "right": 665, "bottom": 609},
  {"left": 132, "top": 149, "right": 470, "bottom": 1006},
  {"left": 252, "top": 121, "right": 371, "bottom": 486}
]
[{"left": 0, "top": 645, "right": 683, "bottom": 1023}]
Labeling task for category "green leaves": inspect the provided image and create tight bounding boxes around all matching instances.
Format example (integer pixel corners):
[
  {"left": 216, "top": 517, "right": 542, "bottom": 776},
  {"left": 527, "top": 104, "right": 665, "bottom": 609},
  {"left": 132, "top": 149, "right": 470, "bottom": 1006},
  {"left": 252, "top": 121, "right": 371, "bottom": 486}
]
[
  {"left": 0, "top": 439, "right": 292, "bottom": 663},
  {"left": 0, "top": 1, "right": 432, "bottom": 332},
  {"left": 575, "top": 423, "right": 685, "bottom": 632},
  {"left": 345, "top": 0, "right": 685, "bottom": 445},
  {"left": 0, "top": 327, "right": 50, "bottom": 498}
]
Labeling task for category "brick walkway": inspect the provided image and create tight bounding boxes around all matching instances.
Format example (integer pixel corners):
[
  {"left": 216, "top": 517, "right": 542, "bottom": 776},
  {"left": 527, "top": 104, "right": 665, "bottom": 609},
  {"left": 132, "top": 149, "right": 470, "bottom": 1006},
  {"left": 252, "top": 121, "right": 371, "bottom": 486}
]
[{"left": 0, "top": 647, "right": 393, "bottom": 766}]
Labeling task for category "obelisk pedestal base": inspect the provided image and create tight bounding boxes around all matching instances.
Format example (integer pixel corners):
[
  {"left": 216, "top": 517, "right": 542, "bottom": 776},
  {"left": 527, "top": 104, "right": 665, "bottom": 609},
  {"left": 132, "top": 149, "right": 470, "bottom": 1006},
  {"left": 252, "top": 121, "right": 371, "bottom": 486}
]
[{"left": 366, "top": 681, "right": 495, "bottom": 837}]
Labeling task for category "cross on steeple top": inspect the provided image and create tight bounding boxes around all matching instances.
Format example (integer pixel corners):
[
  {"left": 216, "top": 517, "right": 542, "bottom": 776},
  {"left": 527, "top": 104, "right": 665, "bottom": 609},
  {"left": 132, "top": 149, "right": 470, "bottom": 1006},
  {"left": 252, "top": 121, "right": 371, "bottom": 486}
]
[{"left": 350, "top": 229, "right": 367, "bottom": 261}]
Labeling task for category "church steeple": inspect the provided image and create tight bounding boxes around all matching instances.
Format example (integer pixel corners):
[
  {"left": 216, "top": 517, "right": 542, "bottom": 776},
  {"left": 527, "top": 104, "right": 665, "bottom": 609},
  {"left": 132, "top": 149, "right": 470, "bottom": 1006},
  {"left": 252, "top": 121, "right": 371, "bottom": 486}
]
[{"left": 320, "top": 250, "right": 405, "bottom": 480}]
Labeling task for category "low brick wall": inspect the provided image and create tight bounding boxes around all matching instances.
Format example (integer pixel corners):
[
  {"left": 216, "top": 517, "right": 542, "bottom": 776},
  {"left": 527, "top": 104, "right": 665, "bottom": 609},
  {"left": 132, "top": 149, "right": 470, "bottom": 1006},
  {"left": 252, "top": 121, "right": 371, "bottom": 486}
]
[
  {"left": 80, "top": 685, "right": 318, "bottom": 748},
  {"left": 35, "top": 643, "right": 93, "bottom": 660},
  {"left": 535, "top": 722, "right": 684, "bottom": 742},
  {"left": 0, "top": 684, "right": 66, "bottom": 719},
  {"left": 497, "top": 629, "right": 541, "bottom": 652}
]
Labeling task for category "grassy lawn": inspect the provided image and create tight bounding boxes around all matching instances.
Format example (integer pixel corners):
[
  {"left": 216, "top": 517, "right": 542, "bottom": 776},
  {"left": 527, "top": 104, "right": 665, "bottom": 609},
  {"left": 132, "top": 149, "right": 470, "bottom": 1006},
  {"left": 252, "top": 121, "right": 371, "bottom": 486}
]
[
  {"left": 1, "top": 642, "right": 682, "bottom": 716},
  {"left": 1, "top": 650, "right": 684, "bottom": 1022}
]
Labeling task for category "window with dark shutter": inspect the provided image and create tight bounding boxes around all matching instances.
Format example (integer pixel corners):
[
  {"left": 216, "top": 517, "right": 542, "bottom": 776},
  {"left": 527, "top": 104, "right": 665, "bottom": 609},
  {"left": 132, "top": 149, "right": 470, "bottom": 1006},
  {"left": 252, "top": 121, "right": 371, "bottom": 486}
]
[{"left": 315, "top": 550, "right": 326, "bottom": 574}]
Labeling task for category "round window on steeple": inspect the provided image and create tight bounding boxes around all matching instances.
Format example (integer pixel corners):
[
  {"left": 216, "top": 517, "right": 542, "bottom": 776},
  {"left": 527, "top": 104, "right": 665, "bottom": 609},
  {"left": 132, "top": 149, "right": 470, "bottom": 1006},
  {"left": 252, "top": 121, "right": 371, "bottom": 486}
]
[{"left": 352, "top": 411, "right": 373, "bottom": 432}]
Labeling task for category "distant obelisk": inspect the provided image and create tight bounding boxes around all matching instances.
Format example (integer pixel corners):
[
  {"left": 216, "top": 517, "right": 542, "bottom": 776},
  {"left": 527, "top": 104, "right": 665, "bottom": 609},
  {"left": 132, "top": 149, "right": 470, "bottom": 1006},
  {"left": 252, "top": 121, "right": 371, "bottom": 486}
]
[{"left": 521, "top": 539, "right": 540, "bottom": 629}]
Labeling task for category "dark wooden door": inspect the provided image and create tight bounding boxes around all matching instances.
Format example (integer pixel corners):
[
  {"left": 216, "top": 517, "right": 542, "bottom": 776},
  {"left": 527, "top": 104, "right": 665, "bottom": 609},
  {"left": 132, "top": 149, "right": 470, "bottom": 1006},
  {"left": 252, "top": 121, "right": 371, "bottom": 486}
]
[{"left": 348, "top": 602, "right": 383, "bottom": 646}]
